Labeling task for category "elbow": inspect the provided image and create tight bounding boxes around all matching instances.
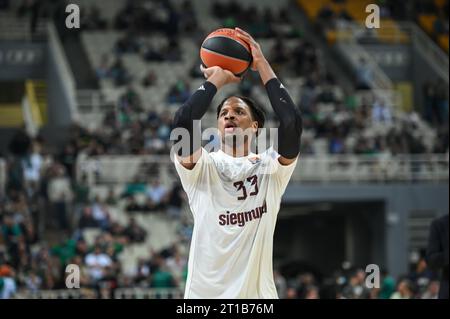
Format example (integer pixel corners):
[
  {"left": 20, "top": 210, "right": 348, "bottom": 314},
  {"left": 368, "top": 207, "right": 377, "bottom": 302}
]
[{"left": 282, "top": 108, "right": 303, "bottom": 138}]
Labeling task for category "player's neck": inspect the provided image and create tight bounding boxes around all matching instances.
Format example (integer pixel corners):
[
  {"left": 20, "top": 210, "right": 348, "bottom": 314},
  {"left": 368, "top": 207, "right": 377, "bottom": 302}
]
[{"left": 221, "top": 143, "right": 250, "bottom": 158}]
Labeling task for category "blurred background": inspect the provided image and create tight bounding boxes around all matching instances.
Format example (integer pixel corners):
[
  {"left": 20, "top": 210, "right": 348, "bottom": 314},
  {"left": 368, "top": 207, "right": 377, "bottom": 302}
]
[{"left": 0, "top": 0, "right": 448, "bottom": 299}]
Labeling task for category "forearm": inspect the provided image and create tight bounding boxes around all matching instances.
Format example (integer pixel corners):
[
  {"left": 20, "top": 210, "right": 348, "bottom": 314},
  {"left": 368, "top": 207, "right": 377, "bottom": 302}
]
[
  {"left": 256, "top": 58, "right": 276, "bottom": 85},
  {"left": 265, "top": 78, "right": 303, "bottom": 159},
  {"left": 172, "top": 81, "right": 217, "bottom": 154}
]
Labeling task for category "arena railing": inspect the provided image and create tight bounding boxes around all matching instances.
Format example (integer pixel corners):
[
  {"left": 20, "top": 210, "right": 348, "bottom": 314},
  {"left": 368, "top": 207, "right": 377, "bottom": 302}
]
[
  {"left": 333, "top": 21, "right": 399, "bottom": 111},
  {"left": 47, "top": 22, "right": 79, "bottom": 123},
  {"left": 76, "top": 153, "right": 449, "bottom": 185},
  {"left": 114, "top": 288, "right": 184, "bottom": 299},
  {"left": 405, "top": 21, "right": 449, "bottom": 84},
  {"left": 334, "top": 21, "right": 448, "bottom": 85},
  {"left": 0, "top": 11, "right": 47, "bottom": 41},
  {"left": 14, "top": 288, "right": 184, "bottom": 299},
  {"left": 75, "top": 89, "right": 119, "bottom": 129}
]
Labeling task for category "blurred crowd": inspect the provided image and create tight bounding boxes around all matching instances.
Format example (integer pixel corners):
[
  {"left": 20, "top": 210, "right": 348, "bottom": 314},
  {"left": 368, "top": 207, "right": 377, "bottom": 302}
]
[
  {"left": 273, "top": 255, "right": 441, "bottom": 299},
  {"left": 69, "top": 88, "right": 174, "bottom": 156},
  {"left": 0, "top": 0, "right": 449, "bottom": 299},
  {"left": 84, "top": 0, "right": 448, "bottom": 157},
  {"left": 0, "top": 132, "right": 190, "bottom": 299}
]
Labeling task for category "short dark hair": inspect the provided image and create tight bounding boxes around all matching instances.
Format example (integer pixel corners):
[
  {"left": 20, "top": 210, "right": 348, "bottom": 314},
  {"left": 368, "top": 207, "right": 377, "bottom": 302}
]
[{"left": 216, "top": 95, "right": 266, "bottom": 129}]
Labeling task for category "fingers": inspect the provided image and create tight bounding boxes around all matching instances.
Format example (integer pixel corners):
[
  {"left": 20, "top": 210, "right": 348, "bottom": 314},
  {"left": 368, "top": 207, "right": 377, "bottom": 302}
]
[
  {"left": 200, "top": 64, "right": 241, "bottom": 82},
  {"left": 235, "top": 27, "right": 251, "bottom": 38},
  {"left": 224, "top": 70, "right": 241, "bottom": 83},
  {"left": 235, "top": 32, "right": 252, "bottom": 44},
  {"left": 200, "top": 64, "right": 217, "bottom": 78},
  {"left": 233, "top": 76, "right": 242, "bottom": 83},
  {"left": 200, "top": 64, "right": 207, "bottom": 78},
  {"left": 235, "top": 27, "right": 255, "bottom": 44}
]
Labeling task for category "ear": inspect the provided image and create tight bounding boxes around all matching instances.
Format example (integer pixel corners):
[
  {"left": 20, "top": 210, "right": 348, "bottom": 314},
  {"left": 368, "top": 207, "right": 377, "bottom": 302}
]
[{"left": 251, "top": 121, "right": 258, "bottom": 134}]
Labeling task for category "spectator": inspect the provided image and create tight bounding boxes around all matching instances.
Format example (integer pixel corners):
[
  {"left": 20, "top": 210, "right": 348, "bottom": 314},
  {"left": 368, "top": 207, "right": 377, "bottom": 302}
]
[
  {"left": 122, "top": 177, "right": 147, "bottom": 198},
  {"left": 91, "top": 197, "right": 111, "bottom": 229},
  {"left": 123, "top": 217, "right": 147, "bottom": 243},
  {"left": 115, "top": 32, "right": 139, "bottom": 54},
  {"left": 105, "top": 188, "right": 118, "bottom": 206},
  {"left": 135, "top": 258, "right": 151, "bottom": 284},
  {"left": 119, "top": 87, "right": 142, "bottom": 112},
  {"left": 372, "top": 99, "right": 392, "bottom": 124},
  {"left": 85, "top": 245, "right": 113, "bottom": 282},
  {"left": 24, "top": 270, "right": 42, "bottom": 293},
  {"left": 78, "top": 207, "right": 99, "bottom": 229},
  {"left": 165, "top": 38, "right": 182, "bottom": 62},
  {"left": 1, "top": 213, "right": 25, "bottom": 268},
  {"left": 146, "top": 179, "right": 169, "bottom": 211},
  {"left": 22, "top": 140, "right": 43, "bottom": 187},
  {"left": 83, "top": 4, "right": 107, "bottom": 30},
  {"left": 378, "top": 270, "right": 396, "bottom": 299},
  {"left": 150, "top": 254, "right": 176, "bottom": 288},
  {"left": 421, "top": 280, "right": 440, "bottom": 299},
  {"left": 96, "top": 54, "right": 111, "bottom": 79},
  {"left": 109, "top": 58, "right": 130, "bottom": 87},
  {"left": 341, "top": 269, "right": 371, "bottom": 299},
  {"left": 390, "top": 278, "right": 415, "bottom": 299},
  {"left": 143, "top": 43, "right": 164, "bottom": 62},
  {"left": 274, "top": 270, "right": 287, "bottom": 299},
  {"left": 142, "top": 70, "right": 157, "bottom": 88},
  {"left": 167, "top": 183, "right": 185, "bottom": 219},
  {"left": 47, "top": 164, "right": 73, "bottom": 230},
  {"left": 305, "top": 285, "right": 320, "bottom": 299},
  {"left": 59, "top": 144, "right": 77, "bottom": 179},
  {"left": 167, "top": 80, "right": 191, "bottom": 104},
  {"left": 0, "top": 266, "right": 16, "bottom": 299},
  {"left": 286, "top": 287, "right": 299, "bottom": 299},
  {"left": 125, "top": 196, "right": 142, "bottom": 213},
  {"left": 166, "top": 247, "right": 186, "bottom": 284}
]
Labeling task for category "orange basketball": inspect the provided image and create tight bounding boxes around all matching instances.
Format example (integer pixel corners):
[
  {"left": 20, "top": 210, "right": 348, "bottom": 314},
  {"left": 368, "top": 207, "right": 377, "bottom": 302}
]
[{"left": 200, "top": 28, "right": 252, "bottom": 76}]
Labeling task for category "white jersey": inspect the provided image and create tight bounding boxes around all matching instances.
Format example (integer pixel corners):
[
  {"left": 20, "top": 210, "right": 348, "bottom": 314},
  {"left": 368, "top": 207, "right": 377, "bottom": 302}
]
[{"left": 174, "top": 147, "right": 298, "bottom": 299}]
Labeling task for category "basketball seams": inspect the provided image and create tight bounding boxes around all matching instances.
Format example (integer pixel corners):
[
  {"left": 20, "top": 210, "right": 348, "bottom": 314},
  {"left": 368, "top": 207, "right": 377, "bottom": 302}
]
[
  {"left": 200, "top": 28, "right": 253, "bottom": 76},
  {"left": 200, "top": 47, "right": 251, "bottom": 63},
  {"left": 201, "top": 35, "right": 252, "bottom": 62},
  {"left": 204, "top": 33, "right": 251, "bottom": 53}
]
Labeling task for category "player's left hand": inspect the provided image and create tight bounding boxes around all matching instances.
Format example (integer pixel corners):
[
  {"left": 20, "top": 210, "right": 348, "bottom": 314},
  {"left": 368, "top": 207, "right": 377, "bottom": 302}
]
[
  {"left": 234, "top": 27, "right": 266, "bottom": 71},
  {"left": 200, "top": 65, "right": 241, "bottom": 88}
]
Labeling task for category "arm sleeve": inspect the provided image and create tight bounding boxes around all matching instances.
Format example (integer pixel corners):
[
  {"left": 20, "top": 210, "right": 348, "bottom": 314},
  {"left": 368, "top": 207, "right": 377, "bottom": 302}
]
[
  {"left": 265, "top": 78, "right": 303, "bottom": 159},
  {"left": 172, "top": 81, "right": 217, "bottom": 155}
]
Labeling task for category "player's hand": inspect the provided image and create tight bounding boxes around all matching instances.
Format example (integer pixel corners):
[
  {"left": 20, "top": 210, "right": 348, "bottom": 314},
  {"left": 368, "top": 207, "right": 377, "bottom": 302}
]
[
  {"left": 200, "top": 65, "right": 241, "bottom": 89},
  {"left": 234, "top": 27, "right": 266, "bottom": 71}
]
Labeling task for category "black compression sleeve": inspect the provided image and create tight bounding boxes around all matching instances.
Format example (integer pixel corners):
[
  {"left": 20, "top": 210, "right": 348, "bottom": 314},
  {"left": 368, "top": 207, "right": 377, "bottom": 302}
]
[
  {"left": 172, "top": 81, "right": 217, "bottom": 155},
  {"left": 265, "top": 78, "right": 303, "bottom": 159}
]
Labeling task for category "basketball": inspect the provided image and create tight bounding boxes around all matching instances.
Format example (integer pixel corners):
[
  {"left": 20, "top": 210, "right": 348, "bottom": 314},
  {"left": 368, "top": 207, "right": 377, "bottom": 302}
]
[{"left": 200, "top": 28, "right": 253, "bottom": 76}]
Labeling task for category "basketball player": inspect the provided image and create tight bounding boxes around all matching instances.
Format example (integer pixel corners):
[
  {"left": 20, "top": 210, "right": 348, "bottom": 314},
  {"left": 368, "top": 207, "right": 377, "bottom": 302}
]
[{"left": 172, "top": 28, "right": 302, "bottom": 298}]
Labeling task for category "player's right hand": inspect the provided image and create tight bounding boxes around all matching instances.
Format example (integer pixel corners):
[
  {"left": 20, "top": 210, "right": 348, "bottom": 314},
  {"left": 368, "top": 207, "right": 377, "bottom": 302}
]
[{"left": 200, "top": 65, "right": 241, "bottom": 89}]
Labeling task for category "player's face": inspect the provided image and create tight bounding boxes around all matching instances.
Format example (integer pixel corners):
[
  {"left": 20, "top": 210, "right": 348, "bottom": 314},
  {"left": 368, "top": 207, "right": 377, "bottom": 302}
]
[{"left": 217, "top": 97, "right": 258, "bottom": 139}]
